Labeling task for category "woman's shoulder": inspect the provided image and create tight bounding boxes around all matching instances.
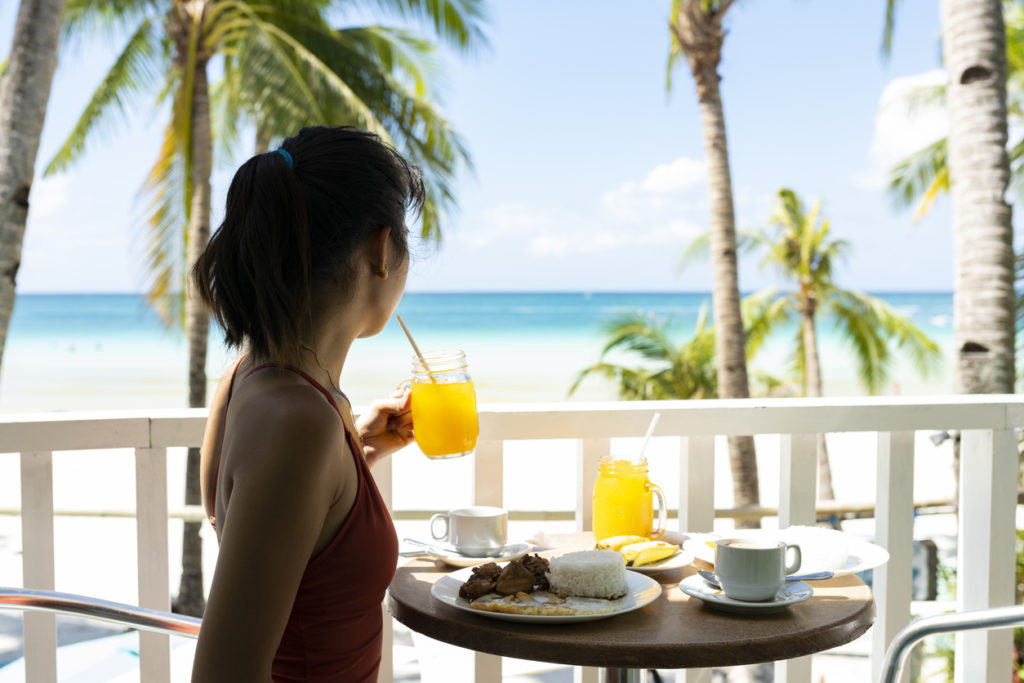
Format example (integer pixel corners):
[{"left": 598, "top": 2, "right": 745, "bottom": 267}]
[
  {"left": 241, "top": 373, "right": 343, "bottom": 429},
  {"left": 227, "top": 371, "right": 350, "bottom": 469}
]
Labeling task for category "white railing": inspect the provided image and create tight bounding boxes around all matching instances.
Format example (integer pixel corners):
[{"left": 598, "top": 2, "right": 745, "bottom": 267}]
[{"left": 1, "top": 395, "right": 1021, "bottom": 683}]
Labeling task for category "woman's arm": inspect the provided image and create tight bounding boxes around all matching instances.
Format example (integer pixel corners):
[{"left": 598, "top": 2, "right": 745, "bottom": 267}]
[
  {"left": 356, "top": 384, "right": 414, "bottom": 467},
  {"left": 191, "top": 389, "right": 346, "bottom": 682}
]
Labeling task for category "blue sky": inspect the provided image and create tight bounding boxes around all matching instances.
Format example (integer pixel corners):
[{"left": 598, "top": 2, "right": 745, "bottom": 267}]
[{"left": 1, "top": 0, "right": 975, "bottom": 293}]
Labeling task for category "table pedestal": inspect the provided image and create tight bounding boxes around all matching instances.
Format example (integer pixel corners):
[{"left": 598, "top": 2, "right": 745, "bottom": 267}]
[{"left": 601, "top": 668, "right": 644, "bottom": 683}]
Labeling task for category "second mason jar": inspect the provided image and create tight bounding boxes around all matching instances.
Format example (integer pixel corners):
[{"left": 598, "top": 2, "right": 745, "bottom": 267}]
[
  {"left": 592, "top": 455, "right": 667, "bottom": 542},
  {"left": 410, "top": 349, "right": 479, "bottom": 459}
]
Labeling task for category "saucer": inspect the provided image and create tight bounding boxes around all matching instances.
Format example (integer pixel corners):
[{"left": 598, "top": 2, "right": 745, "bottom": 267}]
[
  {"left": 679, "top": 574, "right": 813, "bottom": 614},
  {"left": 403, "top": 540, "right": 532, "bottom": 568}
]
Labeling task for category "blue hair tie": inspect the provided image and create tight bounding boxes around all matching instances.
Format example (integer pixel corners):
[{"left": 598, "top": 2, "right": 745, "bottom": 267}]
[{"left": 274, "top": 148, "right": 293, "bottom": 168}]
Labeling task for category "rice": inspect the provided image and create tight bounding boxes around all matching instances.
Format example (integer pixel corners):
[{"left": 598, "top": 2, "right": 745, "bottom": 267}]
[{"left": 546, "top": 549, "right": 628, "bottom": 599}]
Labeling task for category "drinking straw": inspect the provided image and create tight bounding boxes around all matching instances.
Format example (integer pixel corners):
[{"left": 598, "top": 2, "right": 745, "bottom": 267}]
[
  {"left": 396, "top": 314, "right": 435, "bottom": 382},
  {"left": 637, "top": 412, "right": 661, "bottom": 460}
]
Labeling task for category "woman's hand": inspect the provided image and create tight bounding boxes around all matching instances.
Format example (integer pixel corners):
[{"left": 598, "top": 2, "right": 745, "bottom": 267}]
[{"left": 357, "top": 383, "right": 414, "bottom": 466}]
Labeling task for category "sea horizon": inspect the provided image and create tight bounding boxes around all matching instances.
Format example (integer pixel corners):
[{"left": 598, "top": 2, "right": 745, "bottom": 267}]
[{"left": 0, "top": 290, "right": 957, "bottom": 414}]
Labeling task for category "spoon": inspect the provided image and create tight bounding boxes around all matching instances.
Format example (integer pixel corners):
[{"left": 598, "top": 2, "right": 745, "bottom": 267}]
[
  {"left": 697, "top": 569, "right": 834, "bottom": 589},
  {"left": 402, "top": 538, "right": 470, "bottom": 557}
]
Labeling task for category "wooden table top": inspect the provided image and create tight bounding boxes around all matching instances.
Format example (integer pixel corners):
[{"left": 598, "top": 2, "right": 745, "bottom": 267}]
[{"left": 387, "top": 533, "right": 876, "bottom": 670}]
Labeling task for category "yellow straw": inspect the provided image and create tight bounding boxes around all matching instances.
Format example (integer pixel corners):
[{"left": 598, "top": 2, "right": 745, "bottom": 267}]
[{"left": 396, "top": 315, "right": 434, "bottom": 382}]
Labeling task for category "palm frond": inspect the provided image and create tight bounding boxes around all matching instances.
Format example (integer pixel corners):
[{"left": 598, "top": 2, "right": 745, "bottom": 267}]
[
  {"left": 742, "top": 288, "right": 794, "bottom": 359},
  {"left": 571, "top": 307, "right": 718, "bottom": 400},
  {"left": 360, "top": 0, "right": 489, "bottom": 52},
  {"left": 880, "top": 0, "right": 904, "bottom": 58},
  {"left": 45, "top": 17, "right": 165, "bottom": 175},
  {"left": 237, "top": 9, "right": 393, "bottom": 139},
  {"left": 901, "top": 83, "right": 946, "bottom": 114},
  {"left": 61, "top": 0, "right": 161, "bottom": 44},
  {"left": 138, "top": 67, "right": 192, "bottom": 327},
  {"left": 1008, "top": 135, "right": 1024, "bottom": 204},
  {"left": 827, "top": 291, "right": 942, "bottom": 394},
  {"left": 887, "top": 137, "right": 948, "bottom": 219},
  {"left": 599, "top": 311, "right": 680, "bottom": 362},
  {"left": 678, "top": 230, "right": 710, "bottom": 271}
]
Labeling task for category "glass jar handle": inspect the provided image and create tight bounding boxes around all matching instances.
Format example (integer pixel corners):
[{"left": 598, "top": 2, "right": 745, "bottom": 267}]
[{"left": 648, "top": 482, "right": 667, "bottom": 539}]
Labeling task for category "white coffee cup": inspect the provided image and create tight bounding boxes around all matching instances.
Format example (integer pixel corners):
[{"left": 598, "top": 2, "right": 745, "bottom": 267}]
[
  {"left": 714, "top": 538, "right": 802, "bottom": 602},
  {"left": 430, "top": 506, "right": 508, "bottom": 557}
]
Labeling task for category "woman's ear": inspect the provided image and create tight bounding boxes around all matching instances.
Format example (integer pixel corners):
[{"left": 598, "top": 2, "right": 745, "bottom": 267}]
[{"left": 368, "top": 227, "right": 391, "bottom": 278}]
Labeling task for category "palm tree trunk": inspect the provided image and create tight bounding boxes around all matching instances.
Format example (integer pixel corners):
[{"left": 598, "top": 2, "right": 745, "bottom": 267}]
[
  {"left": 0, "top": 0, "right": 66, "bottom": 374},
  {"left": 255, "top": 125, "right": 271, "bottom": 155},
  {"left": 801, "top": 307, "right": 834, "bottom": 502},
  {"left": 692, "top": 62, "right": 760, "bottom": 526},
  {"left": 941, "top": 0, "right": 1015, "bottom": 396},
  {"left": 175, "top": 57, "right": 213, "bottom": 618}
]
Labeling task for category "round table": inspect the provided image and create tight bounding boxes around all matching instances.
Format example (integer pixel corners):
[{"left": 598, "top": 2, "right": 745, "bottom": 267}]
[{"left": 387, "top": 533, "right": 875, "bottom": 681}]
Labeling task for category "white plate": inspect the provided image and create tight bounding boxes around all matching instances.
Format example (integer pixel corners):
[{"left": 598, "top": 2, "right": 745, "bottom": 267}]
[
  {"left": 408, "top": 542, "right": 532, "bottom": 568},
  {"left": 681, "top": 529, "right": 890, "bottom": 577},
  {"left": 431, "top": 565, "right": 663, "bottom": 623},
  {"left": 679, "top": 574, "right": 813, "bottom": 615},
  {"left": 626, "top": 547, "right": 696, "bottom": 575}
]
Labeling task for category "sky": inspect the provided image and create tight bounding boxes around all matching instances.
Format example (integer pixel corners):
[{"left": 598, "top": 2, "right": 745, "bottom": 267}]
[{"left": 0, "top": 0, "right": 982, "bottom": 294}]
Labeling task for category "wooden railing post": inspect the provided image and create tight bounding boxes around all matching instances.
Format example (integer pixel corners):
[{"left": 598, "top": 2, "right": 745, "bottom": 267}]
[
  {"left": 373, "top": 440, "right": 394, "bottom": 683},
  {"left": 135, "top": 446, "right": 171, "bottom": 683},
  {"left": 678, "top": 435, "right": 715, "bottom": 683},
  {"left": 20, "top": 451, "right": 57, "bottom": 683},
  {"left": 955, "top": 428, "right": 1017, "bottom": 683},
  {"left": 777, "top": 433, "right": 817, "bottom": 683},
  {"left": 575, "top": 437, "right": 607, "bottom": 683},
  {"left": 576, "top": 438, "right": 607, "bottom": 534},
  {"left": 871, "top": 431, "right": 916, "bottom": 683},
  {"left": 678, "top": 436, "right": 715, "bottom": 534},
  {"left": 471, "top": 439, "right": 504, "bottom": 682}
]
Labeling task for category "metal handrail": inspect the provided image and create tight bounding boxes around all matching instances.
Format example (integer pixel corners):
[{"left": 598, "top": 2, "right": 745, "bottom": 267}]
[
  {"left": 878, "top": 604, "right": 1024, "bottom": 683},
  {"left": 0, "top": 587, "right": 201, "bottom": 639}
]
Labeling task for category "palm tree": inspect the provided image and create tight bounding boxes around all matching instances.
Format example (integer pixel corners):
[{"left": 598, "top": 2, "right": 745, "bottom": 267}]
[
  {"left": 884, "top": 0, "right": 1015, "bottom": 395},
  {"left": 570, "top": 294, "right": 790, "bottom": 402},
  {"left": 668, "top": 0, "right": 760, "bottom": 523},
  {"left": 571, "top": 308, "right": 720, "bottom": 401},
  {"left": 45, "top": 0, "right": 486, "bottom": 615},
  {"left": 742, "top": 188, "right": 942, "bottom": 499},
  {"left": 0, "top": 0, "right": 67, "bottom": 377}
]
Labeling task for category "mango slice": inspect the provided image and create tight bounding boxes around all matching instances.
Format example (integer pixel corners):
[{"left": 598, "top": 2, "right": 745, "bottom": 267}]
[
  {"left": 595, "top": 535, "right": 650, "bottom": 552},
  {"left": 620, "top": 540, "right": 679, "bottom": 567}
]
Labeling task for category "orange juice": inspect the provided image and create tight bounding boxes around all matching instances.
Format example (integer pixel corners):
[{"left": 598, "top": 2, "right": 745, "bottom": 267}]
[
  {"left": 411, "top": 379, "right": 479, "bottom": 458},
  {"left": 592, "top": 457, "right": 666, "bottom": 541}
]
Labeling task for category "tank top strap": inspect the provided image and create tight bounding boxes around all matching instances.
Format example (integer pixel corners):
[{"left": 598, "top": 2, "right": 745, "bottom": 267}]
[
  {"left": 245, "top": 363, "right": 344, "bottom": 420},
  {"left": 208, "top": 355, "right": 248, "bottom": 528},
  {"left": 208, "top": 359, "right": 355, "bottom": 529}
]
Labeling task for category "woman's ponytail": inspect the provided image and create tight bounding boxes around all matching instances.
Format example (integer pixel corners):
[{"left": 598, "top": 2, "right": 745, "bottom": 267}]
[{"left": 192, "top": 147, "right": 311, "bottom": 364}]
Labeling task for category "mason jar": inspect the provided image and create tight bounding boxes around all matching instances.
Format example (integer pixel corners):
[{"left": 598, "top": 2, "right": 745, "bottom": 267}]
[{"left": 410, "top": 349, "right": 479, "bottom": 459}]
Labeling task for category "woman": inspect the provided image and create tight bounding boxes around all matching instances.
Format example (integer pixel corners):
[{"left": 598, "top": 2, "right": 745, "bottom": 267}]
[{"left": 190, "top": 126, "right": 423, "bottom": 682}]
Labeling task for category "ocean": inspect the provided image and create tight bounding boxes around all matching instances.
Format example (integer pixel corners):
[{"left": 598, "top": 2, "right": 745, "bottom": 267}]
[{"left": 0, "top": 291, "right": 955, "bottom": 414}]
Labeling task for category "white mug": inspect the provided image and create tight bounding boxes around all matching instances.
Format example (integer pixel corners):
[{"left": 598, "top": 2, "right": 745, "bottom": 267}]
[
  {"left": 430, "top": 506, "right": 508, "bottom": 557},
  {"left": 714, "top": 538, "right": 802, "bottom": 602}
]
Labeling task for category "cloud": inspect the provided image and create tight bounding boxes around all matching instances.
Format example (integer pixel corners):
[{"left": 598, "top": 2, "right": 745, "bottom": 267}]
[
  {"left": 28, "top": 174, "right": 72, "bottom": 219},
  {"left": 454, "top": 157, "right": 710, "bottom": 257},
  {"left": 854, "top": 69, "right": 948, "bottom": 190},
  {"left": 602, "top": 157, "right": 707, "bottom": 221}
]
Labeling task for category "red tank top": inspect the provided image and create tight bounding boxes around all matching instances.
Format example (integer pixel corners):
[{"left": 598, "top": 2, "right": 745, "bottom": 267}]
[{"left": 210, "top": 360, "right": 399, "bottom": 682}]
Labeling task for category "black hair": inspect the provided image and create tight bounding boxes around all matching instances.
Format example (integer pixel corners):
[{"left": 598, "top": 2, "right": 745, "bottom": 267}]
[{"left": 192, "top": 126, "right": 424, "bottom": 364}]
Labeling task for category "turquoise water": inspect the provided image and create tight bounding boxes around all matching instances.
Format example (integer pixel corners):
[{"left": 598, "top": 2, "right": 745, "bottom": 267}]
[{"left": 0, "top": 291, "right": 956, "bottom": 412}]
